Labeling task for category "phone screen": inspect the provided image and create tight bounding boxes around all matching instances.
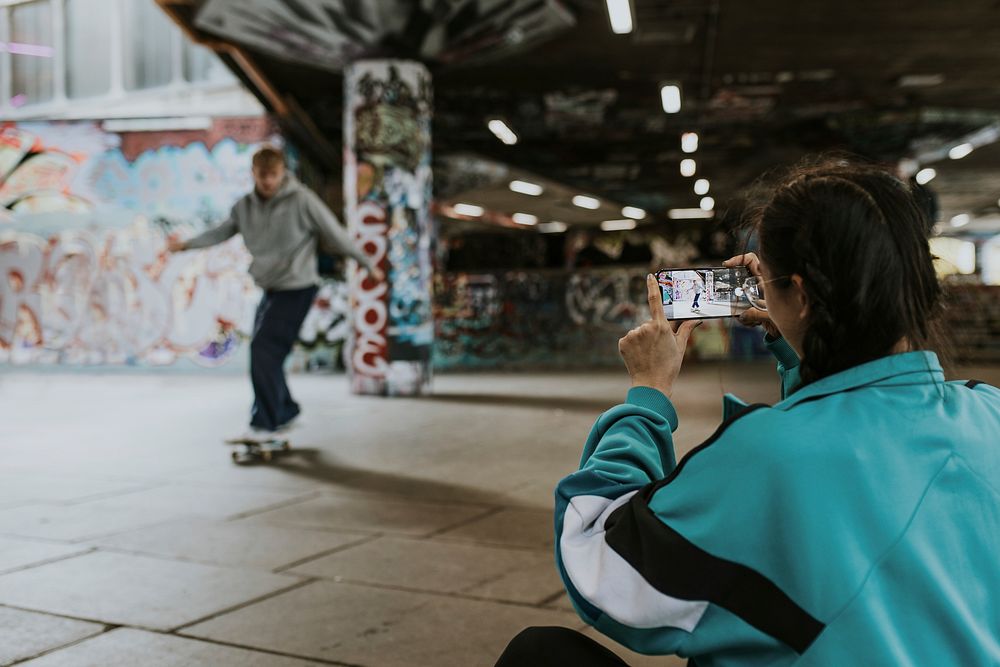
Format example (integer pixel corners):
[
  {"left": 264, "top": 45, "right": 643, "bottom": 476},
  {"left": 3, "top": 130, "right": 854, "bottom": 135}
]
[{"left": 655, "top": 266, "right": 752, "bottom": 320}]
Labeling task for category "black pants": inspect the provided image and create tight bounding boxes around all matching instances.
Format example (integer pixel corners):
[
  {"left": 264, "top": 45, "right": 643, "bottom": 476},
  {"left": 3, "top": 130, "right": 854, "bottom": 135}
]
[
  {"left": 496, "top": 627, "right": 631, "bottom": 667},
  {"left": 249, "top": 285, "right": 318, "bottom": 431}
]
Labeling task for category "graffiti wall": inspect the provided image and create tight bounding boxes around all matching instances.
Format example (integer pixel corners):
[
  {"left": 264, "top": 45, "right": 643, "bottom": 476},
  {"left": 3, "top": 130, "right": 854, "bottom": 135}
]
[
  {"left": 345, "top": 60, "right": 434, "bottom": 395},
  {"left": 434, "top": 267, "right": 770, "bottom": 370},
  {"left": 0, "top": 119, "right": 279, "bottom": 365}
]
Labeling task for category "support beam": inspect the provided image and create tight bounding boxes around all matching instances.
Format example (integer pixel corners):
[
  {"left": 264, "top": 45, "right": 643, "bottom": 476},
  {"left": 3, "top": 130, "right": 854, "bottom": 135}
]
[{"left": 345, "top": 60, "right": 434, "bottom": 396}]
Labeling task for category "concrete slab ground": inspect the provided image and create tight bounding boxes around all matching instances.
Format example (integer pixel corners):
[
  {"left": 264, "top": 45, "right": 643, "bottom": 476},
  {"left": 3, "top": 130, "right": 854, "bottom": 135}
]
[{"left": 1, "top": 362, "right": 997, "bottom": 665}]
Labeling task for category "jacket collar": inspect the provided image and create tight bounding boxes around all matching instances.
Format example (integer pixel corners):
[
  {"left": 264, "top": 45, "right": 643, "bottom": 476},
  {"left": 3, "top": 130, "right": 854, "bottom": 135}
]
[{"left": 777, "top": 351, "right": 944, "bottom": 410}]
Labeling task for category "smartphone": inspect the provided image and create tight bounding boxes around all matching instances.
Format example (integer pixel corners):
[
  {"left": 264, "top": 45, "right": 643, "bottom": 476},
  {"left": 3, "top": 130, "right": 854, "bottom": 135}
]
[{"left": 654, "top": 266, "right": 752, "bottom": 320}]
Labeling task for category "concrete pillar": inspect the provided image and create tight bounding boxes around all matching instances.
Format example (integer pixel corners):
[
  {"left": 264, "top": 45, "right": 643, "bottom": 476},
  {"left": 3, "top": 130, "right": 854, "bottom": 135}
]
[{"left": 344, "top": 60, "right": 434, "bottom": 396}]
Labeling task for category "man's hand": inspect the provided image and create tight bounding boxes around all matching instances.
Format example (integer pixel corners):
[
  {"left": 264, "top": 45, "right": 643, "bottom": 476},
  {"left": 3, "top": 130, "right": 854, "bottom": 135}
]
[
  {"left": 618, "top": 274, "right": 702, "bottom": 398},
  {"left": 166, "top": 237, "right": 187, "bottom": 253},
  {"left": 723, "top": 252, "right": 780, "bottom": 338}
]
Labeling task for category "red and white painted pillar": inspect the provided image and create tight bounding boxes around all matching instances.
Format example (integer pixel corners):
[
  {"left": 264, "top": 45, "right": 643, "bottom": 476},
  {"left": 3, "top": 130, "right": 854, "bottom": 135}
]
[{"left": 344, "top": 60, "right": 434, "bottom": 396}]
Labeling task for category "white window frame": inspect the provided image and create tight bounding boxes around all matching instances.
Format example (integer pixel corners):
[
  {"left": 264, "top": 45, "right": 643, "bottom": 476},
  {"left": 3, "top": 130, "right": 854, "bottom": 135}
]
[{"left": 0, "top": 0, "right": 253, "bottom": 120}]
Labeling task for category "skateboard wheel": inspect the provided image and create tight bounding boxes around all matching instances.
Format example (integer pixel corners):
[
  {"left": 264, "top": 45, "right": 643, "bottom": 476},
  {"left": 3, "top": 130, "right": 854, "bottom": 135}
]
[
  {"left": 261, "top": 450, "right": 273, "bottom": 462},
  {"left": 231, "top": 451, "right": 239, "bottom": 462}
]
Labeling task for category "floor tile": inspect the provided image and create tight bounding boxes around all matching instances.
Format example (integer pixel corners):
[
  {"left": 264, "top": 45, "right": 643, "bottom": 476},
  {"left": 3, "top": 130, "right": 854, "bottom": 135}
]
[
  {"left": 92, "top": 518, "right": 368, "bottom": 570},
  {"left": 76, "top": 485, "right": 311, "bottom": 521},
  {"left": 247, "top": 492, "right": 489, "bottom": 537},
  {"left": 288, "top": 536, "right": 562, "bottom": 604},
  {"left": 435, "top": 507, "right": 555, "bottom": 549},
  {"left": 0, "top": 551, "right": 302, "bottom": 631},
  {"left": 18, "top": 628, "right": 326, "bottom": 666},
  {"left": 0, "top": 606, "right": 104, "bottom": 666},
  {"left": 0, "top": 503, "right": 183, "bottom": 542},
  {"left": 0, "top": 536, "right": 90, "bottom": 574},
  {"left": 184, "top": 580, "right": 581, "bottom": 667}
]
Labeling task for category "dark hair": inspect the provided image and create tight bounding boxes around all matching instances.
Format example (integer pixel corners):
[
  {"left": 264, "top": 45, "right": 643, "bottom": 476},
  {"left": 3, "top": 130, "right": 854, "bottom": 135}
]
[
  {"left": 252, "top": 145, "right": 286, "bottom": 169},
  {"left": 754, "top": 156, "right": 943, "bottom": 385}
]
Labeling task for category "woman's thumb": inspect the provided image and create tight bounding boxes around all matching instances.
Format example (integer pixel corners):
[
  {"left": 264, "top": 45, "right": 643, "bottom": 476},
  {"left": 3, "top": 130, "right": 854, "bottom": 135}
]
[{"left": 676, "top": 319, "right": 703, "bottom": 347}]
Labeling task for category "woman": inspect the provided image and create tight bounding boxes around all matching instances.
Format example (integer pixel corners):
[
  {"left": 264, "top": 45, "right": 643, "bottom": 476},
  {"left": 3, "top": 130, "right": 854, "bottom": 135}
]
[{"left": 497, "top": 160, "right": 1000, "bottom": 666}]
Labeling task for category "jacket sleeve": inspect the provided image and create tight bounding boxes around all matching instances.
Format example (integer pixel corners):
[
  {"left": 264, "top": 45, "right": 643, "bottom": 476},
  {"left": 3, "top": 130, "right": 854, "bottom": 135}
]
[
  {"left": 555, "top": 386, "right": 699, "bottom": 654},
  {"left": 303, "top": 190, "right": 377, "bottom": 273},
  {"left": 764, "top": 334, "right": 802, "bottom": 399},
  {"left": 183, "top": 208, "right": 238, "bottom": 250},
  {"left": 555, "top": 388, "right": 818, "bottom": 661}
]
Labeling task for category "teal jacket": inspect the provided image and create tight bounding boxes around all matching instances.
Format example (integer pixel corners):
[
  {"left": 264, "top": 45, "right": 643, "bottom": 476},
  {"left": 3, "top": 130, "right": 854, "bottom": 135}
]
[{"left": 555, "top": 336, "right": 1000, "bottom": 666}]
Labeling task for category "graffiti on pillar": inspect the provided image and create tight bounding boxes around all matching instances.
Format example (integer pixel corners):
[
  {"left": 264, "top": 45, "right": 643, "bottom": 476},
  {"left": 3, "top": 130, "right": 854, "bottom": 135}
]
[
  {"left": 346, "top": 61, "right": 433, "bottom": 395},
  {"left": 0, "top": 120, "right": 282, "bottom": 366}
]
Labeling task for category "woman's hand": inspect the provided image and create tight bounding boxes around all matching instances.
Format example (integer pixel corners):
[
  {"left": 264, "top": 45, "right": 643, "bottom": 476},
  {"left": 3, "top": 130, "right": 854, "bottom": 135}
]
[
  {"left": 618, "top": 274, "right": 702, "bottom": 398},
  {"left": 723, "top": 253, "right": 780, "bottom": 338}
]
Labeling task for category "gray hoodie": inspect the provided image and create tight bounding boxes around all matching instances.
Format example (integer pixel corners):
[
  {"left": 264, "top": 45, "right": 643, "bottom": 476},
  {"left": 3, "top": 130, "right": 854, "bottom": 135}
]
[{"left": 184, "top": 174, "right": 375, "bottom": 291}]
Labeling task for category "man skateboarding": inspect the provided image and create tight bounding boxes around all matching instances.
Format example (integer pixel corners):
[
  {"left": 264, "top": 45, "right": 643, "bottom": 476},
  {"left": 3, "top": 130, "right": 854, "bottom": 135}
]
[
  {"left": 168, "top": 145, "right": 382, "bottom": 442},
  {"left": 691, "top": 277, "right": 703, "bottom": 312}
]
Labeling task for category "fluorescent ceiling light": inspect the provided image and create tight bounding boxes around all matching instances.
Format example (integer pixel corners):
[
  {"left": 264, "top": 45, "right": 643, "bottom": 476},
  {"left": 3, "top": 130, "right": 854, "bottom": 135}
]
[
  {"left": 700, "top": 196, "right": 715, "bottom": 211},
  {"left": 680, "top": 159, "right": 696, "bottom": 177},
  {"left": 682, "top": 132, "right": 698, "bottom": 153},
  {"left": 661, "top": 84, "right": 682, "bottom": 114},
  {"left": 453, "top": 203, "right": 484, "bottom": 217},
  {"left": 600, "top": 219, "right": 637, "bottom": 231},
  {"left": 622, "top": 206, "right": 646, "bottom": 220},
  {"left": 538, "top": 221, "right": 568, "bottom": 233},
  {"left": 915, "top": 168, "right": 936, "bottom": 185},
  {"left": 605, "top": 0, "right": 633, "bottom": 34},
  {"left": 898, "top": 74, "right": 945, "bottom": 88},
  {"left": 572, "top": 194, "right": 601, "bottom": 209},
  {"left": 668, "top": 208, "right": 714, "bottom": 220},
  {"left": 509, "top": 180, "right": 543, "bottom": 196},
  {"left": 512, "top": 212, "right": 538, "bottom": 226},
  {"left": 949, "top": 143, "right": 974, "bottom": 160},
  {"left": 694, "top": 179, "right": 710, "bottom": 195},
  {"left": 488, "top": 119, "right": 518, "bottom": 145},
  {"left": 950, "top": 213, "right": 971, "bottom": 228}
]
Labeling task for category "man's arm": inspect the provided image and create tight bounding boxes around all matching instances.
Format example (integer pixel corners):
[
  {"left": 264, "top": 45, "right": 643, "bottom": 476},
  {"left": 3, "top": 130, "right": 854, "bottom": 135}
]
[
  {"left": 174, "top": 213, "right": 238, "bottom": 251},
  {"left": 303, "top": 191, "right": 378, "bottom": 274}
]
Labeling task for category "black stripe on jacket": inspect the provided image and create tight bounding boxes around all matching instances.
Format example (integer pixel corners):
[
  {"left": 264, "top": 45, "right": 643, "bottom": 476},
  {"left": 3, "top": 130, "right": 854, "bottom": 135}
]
[{"left": 604, "top": 403, "right": 825, "bottom": 654}]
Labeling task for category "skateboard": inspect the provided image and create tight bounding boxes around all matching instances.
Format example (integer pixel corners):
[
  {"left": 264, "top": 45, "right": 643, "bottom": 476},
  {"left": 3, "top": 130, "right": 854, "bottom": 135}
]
[{"left": 225, "top": 437, "right": 290, "bottom": 463}]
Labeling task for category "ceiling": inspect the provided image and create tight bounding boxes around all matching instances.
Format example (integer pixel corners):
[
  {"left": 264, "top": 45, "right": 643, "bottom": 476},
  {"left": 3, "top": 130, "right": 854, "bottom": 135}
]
[{"left": 158, "top": 0, "right": 1000, "bottom": 237}]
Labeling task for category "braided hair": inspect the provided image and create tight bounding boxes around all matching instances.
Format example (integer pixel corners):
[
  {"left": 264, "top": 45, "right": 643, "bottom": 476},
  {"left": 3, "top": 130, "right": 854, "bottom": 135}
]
[{"left": 755, "top": 158, "right": 943, "bottom": 386}]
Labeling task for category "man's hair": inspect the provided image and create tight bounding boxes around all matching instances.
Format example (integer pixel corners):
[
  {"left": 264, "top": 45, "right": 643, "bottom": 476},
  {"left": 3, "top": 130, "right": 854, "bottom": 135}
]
[{"left": 252, "top": 145, "right": 286, "bottom": 170}]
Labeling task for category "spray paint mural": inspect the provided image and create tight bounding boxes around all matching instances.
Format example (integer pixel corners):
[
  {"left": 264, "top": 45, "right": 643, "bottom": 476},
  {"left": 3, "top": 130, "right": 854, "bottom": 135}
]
[
  {"left": 434, "top": 267, "right": 770, "bottom": 369},
  {"left": 345, "top": 60, "right": 434, "bottom": 395},
  {"left": 0, "top": 119, "right": 279, "bottom": 365}
]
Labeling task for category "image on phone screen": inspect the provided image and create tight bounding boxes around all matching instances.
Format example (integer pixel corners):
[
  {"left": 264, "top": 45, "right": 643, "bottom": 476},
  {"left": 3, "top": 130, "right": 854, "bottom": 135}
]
[{"left": 655, "top": 266, "right": 752, "bottom": 320}]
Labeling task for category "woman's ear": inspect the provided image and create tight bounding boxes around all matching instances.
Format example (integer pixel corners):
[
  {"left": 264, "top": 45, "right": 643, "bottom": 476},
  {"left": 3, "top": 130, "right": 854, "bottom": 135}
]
[{"left": 790, "top": 274, "right": 810, "bottom": 321}]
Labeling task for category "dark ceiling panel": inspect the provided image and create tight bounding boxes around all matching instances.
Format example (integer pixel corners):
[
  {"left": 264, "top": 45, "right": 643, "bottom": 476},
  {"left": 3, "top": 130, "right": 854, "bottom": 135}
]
[{"left": 164, "top": 0, "right": 1000, "bottom": 230}]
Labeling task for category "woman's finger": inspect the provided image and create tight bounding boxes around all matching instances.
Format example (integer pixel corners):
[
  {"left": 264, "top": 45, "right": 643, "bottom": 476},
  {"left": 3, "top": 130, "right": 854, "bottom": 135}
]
[
  {"left": 646, "top": 274, "right": 668, "bottom": 323},
  {"left": 723, "top": 252, "right": 762, "bottom": 278},
  {"left": 738, "top": 307, "right": 770, "bottom": 327},
  {"left": 674, "top": 319, "right": 703, "bottom": 349}
]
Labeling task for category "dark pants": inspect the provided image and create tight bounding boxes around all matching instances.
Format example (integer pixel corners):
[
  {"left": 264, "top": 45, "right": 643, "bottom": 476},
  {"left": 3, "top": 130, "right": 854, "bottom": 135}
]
[
  {"left": 249, "top": 285, "right": 318, "bottom": 431},
  {"left": 692, "top": 293, "right": 701, "bottom": 307},
  {"left": 496, "top": 627, "right": 631, "bottom": 667}
]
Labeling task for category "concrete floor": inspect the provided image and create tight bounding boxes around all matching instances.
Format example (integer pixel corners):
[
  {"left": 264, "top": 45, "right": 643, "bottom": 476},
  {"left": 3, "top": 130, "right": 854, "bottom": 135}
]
[{"left": 1, "top": 361, "right": 997, "bottom": 666}]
